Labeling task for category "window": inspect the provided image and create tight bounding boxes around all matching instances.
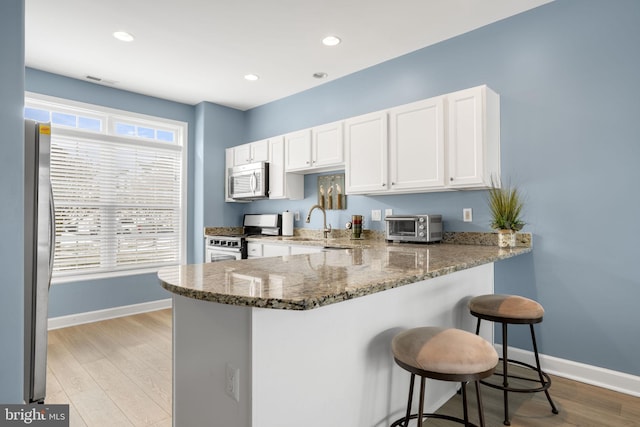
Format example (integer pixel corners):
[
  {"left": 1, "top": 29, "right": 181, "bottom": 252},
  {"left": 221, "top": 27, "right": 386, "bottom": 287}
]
[{"left": 25, "top": 93, "right": 187, "bottom": 281}]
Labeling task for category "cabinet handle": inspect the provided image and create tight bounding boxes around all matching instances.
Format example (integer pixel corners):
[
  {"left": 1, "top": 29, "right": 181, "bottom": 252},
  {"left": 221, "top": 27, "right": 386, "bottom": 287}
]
[
  {"left": 391, "top": 182, "right": 395, "bottom": 185},
  {"left": 450, "top": 177, "right": 454, "bottom": 181},
  {"left": 382, "top": 183, "right": 386, "bottom": 187},
  {"left": 306, "top": 161, "right": 310, "bottom": 164}
]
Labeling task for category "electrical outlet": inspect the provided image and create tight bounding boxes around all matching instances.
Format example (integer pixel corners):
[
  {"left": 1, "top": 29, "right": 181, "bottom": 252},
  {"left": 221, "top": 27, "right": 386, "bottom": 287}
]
[
  {"left": 385, "top": 208, "right": 393, "bottom": 218},
  {"left": 294, "top": 211, "right": 300, "bottom": 221},
  {"left": 463, "top": 208, "right": 473, "bottom": 222},
  {"left": 225, "top": 363, "right": 240, "bottom": 402},
  {"left": 371, "top": 209, "right": 382, "bottom": 221}
]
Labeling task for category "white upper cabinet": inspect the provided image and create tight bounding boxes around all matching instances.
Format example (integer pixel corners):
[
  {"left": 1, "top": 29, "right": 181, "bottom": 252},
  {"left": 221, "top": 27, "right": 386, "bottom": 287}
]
[
  {"left": 284, "top": 129, "right": 312, "bottom": 170},
  {"left": 345, "top": 84, "right": 500, "bottom": 195},
  {"left": 233, "top": 139, "right": 269, "bottom": 166},
  {"left": 269, "top": 136, "right": 304, "bottom": 200},
  {"left": 389, "top": 97, "right": 445, "bottom": 191},
  {"left": 344, "top": 111, "right": 388, "bottom": 194},
  {"left": 226, "top": 84, "right": 500, "bottom": 200},
  {"left": 311, "top": 121, "right": 344, "bottom": 169},
  {"left": 285, "top": 122, "right": 343, "bottom": 172},
  {"left": 447, "top": 85, "right": 500, "bottom": 189}
]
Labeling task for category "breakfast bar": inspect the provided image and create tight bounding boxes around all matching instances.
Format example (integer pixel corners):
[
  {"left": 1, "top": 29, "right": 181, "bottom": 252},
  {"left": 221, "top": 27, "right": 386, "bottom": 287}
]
[{"left": 158, "top": 238, "right": 531, "bottom": 427}]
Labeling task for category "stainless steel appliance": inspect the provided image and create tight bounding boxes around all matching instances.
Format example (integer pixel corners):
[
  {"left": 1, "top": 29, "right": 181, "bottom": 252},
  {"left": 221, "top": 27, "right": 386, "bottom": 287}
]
[
  {"left": 24, "top": 120, "right": 55, "bottom": 404},
  {"left": 204, "top": 214, "right": 282, "bottom": 263},
  {"left": 205, "top": 235, "right": 246, "bottom": 262},
  {"left": 385, "top": 214, "right": 443, "bottom": 243},
  {"left": 228, "top": 161, "right": 269, "bottom": 200}
]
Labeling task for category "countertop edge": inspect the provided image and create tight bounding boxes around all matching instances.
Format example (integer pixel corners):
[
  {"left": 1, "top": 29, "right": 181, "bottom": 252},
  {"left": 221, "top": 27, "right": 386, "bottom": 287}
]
[{"left": 159, "top": 245, "right": 531, "bottom": 311}]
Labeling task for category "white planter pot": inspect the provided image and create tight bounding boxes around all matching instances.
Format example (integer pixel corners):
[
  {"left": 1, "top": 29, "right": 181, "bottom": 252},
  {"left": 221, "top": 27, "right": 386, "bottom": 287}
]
[{"left": 498, "top": 230, "right": 516, "bottom": 248}]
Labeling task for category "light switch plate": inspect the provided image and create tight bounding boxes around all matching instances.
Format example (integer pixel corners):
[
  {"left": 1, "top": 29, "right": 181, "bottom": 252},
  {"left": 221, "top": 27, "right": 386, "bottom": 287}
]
[{"left": 385, "top": 208, "right": 393, "bottom": 218}]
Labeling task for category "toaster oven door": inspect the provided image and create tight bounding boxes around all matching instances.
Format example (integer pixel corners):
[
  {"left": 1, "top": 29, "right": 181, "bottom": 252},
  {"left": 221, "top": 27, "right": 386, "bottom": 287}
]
[{"left": 386, "top": 218, "right": 417, "bottom": 239}]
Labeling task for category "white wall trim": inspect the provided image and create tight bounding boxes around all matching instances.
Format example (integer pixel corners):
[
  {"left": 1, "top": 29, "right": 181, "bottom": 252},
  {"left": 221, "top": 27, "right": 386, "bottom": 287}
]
[
  {"left": 496, "top": 344, "right": 640, "bottom": 398},
  {"left": 48, "top": 298, "right": 172, "bottom": 330}
]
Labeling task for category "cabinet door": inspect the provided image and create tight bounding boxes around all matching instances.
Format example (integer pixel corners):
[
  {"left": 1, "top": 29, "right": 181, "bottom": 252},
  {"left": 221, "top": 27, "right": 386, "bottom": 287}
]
[
  {"left": 389, "top": 97, "right": 445, "bottom": 191},
  {"left": 345, "top": 111, "right": 388, "bottom": 194},
  {"left": 312, "top": 122, "right": 343, "bottom": 168},
  {"left": 447, "top": 86, "right": 486, "bottom": 187},
  {"left": 251, "top": 139, "right": 269, "bottom": 162},
  {"left": 269, "top": 136, "right": 304, "bottom": 200},
  {"left": 233, "top": 140, "right": 269, "bottom": 165},
  {"left": 247, "top": 242, "right": 263, "bottom": 258},
  {"left": 284, "top": 130, "right": 312, "bottom": 171},
  {"left": 233, "top": 143, "right": 252, "bottom": 166},
  {"left": 262, "top": 244, "right": 290, "bottom": 258}
]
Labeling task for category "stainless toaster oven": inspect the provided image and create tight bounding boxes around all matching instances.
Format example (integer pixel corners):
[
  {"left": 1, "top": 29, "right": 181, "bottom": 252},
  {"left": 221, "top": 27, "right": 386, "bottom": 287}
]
[{"left": 385, "top": 214, "right": 443, "bottom": 243}]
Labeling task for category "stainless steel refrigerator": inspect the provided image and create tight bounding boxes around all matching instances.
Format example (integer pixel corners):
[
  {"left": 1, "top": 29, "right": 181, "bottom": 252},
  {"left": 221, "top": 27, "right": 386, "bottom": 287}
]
[{"left": 24, "top": 119, "right": 55, "bottom": 404}]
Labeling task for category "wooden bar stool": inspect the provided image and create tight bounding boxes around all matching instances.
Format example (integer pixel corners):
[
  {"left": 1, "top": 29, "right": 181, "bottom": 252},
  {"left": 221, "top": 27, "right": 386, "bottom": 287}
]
[
  {"left": 390, "top": 327, "right": 498, "bottom": 427},
  {"left": 469, "top": 294, "right": 559, "bottom": 426}
]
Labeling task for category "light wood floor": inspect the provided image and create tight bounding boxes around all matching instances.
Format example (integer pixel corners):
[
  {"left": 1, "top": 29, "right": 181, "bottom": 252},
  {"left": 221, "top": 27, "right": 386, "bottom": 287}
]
[
  {"left": 45, "top": 309, "right": 172, "bottom": 427},
  {"left": 46, "top": 309, "right": 639, "bottom": 427}
]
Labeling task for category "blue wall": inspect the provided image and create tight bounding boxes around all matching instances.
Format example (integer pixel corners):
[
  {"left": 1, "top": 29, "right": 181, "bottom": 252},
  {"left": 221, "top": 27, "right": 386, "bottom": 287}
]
[
  {"left": 0, "top": 0, "right": 26, "bottom": 404},
  {"left": 242, "top": 0, "right": 640, "bottom": 376}
]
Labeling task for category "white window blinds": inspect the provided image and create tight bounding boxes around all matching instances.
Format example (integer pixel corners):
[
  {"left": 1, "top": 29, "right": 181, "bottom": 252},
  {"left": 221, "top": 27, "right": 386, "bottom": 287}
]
[{"left": 25, "top": 94, "right": 186, "bottom": 280}]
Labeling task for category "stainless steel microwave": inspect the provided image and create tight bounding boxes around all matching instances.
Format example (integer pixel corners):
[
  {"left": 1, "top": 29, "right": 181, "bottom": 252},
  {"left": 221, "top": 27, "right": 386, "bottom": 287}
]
[
  {"left": 228, "top": 161, "right": 269, "bottom": 200},
  {"left": 385, "top": 214, "right": 443, "bottom": 243}
]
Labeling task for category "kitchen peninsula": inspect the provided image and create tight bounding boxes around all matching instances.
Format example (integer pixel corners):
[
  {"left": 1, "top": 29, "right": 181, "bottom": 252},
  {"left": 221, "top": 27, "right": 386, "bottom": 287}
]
[{"left": 158, "top": 236, "right": 530, "bottom": 427}]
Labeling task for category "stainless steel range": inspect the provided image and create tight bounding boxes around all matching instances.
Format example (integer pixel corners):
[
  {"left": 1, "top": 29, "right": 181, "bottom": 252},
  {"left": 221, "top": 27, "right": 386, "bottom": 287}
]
[
  {"left": 204, "top": 214, "right": 282, "bottom": 263},
  {"left": 205, "top": 235, "right": 246, "bottom": 262}
]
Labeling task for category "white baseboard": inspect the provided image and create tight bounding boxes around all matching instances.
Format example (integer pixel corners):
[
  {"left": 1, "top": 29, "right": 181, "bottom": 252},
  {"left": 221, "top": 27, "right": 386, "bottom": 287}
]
[
  {"left": 496, "top": 344, "right": 640, "bottom": 398},
  {"left": 48, "top": 298, "right": 172, "bottom": 330}
]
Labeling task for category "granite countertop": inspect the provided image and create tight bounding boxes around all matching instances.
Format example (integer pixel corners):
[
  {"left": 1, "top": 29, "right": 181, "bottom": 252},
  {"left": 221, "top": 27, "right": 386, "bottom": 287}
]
[{"left": 158, "top": 234, "right": 531, "bottom": 310}]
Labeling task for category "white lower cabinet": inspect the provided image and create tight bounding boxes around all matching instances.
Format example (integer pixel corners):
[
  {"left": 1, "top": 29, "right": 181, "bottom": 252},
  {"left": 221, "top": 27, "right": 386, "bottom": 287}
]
[
  {"left": 247, "top": 242, "right": 263, "bottom": 258},
  {"left": 261, "top": 244, "right": 291, "bottom": 258},
  {"left": 247, "top": 242, "right": 325, "bottom": 258}
]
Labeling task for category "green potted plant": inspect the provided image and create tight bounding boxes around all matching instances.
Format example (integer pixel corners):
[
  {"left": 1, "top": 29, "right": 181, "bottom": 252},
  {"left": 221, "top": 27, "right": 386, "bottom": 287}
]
[{"left": 488, "top": 178, "right": 525, "bottom": 248}]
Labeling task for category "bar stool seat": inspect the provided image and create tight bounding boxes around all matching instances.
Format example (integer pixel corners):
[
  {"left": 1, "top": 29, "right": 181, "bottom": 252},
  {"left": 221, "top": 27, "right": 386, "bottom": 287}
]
[
  {"left": 391, "top": 327, "right": 498, "bottom": 427},
  {"left": 469, "top": 294, "right": 559, "bottom": 426}
]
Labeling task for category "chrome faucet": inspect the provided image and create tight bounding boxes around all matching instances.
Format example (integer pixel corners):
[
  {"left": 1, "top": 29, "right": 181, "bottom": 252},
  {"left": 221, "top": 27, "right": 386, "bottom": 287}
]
[{"left": 306, "top": 204, "right": 332, "bottom": 239}]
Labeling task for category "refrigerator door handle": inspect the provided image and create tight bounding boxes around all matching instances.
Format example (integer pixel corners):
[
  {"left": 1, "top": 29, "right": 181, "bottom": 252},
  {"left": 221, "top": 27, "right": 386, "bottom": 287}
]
[{"left": 48, "top": 183, "right": 55, "bottom": 289}]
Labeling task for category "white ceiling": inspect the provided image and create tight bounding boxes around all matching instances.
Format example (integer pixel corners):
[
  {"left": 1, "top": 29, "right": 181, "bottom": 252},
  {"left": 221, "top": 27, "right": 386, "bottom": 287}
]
[{"left": 25, "top": 0, "right": 552, "bottom": 111}]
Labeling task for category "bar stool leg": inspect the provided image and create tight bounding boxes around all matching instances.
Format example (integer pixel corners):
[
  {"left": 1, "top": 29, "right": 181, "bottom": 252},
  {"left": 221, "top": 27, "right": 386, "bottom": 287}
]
[
  {"left": 530, "top": 325, "right": 559, "bottom": 415},
  {"left": 502, "top": 322, "right": 510, "bottom": 426},
  {"left": 461, "top": 382, "right": 469, "bottom": 425},
  {"left": 475, "top": 380, "right": 486, "bottom": 427},
  {"left": 417, "top": 377, "right": 426, "bottom": 427},
  {"left": 402, "top": 374, "right": 415, "bottom": 427}
]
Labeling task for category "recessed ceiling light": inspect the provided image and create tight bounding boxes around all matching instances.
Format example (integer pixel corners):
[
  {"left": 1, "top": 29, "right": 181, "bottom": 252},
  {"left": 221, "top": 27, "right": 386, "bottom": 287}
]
[
  {"left": 313, "top": 72, "right": 328, "bottom": 79},
  {"left": 113, "top": 31, "right": 135, "bottom": 42},
  {"left": 244, "top": 74, "right": 260, "bottom": 81},
  {"left": 322, "top": 36, "right": 341, "bottom": 46}
]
